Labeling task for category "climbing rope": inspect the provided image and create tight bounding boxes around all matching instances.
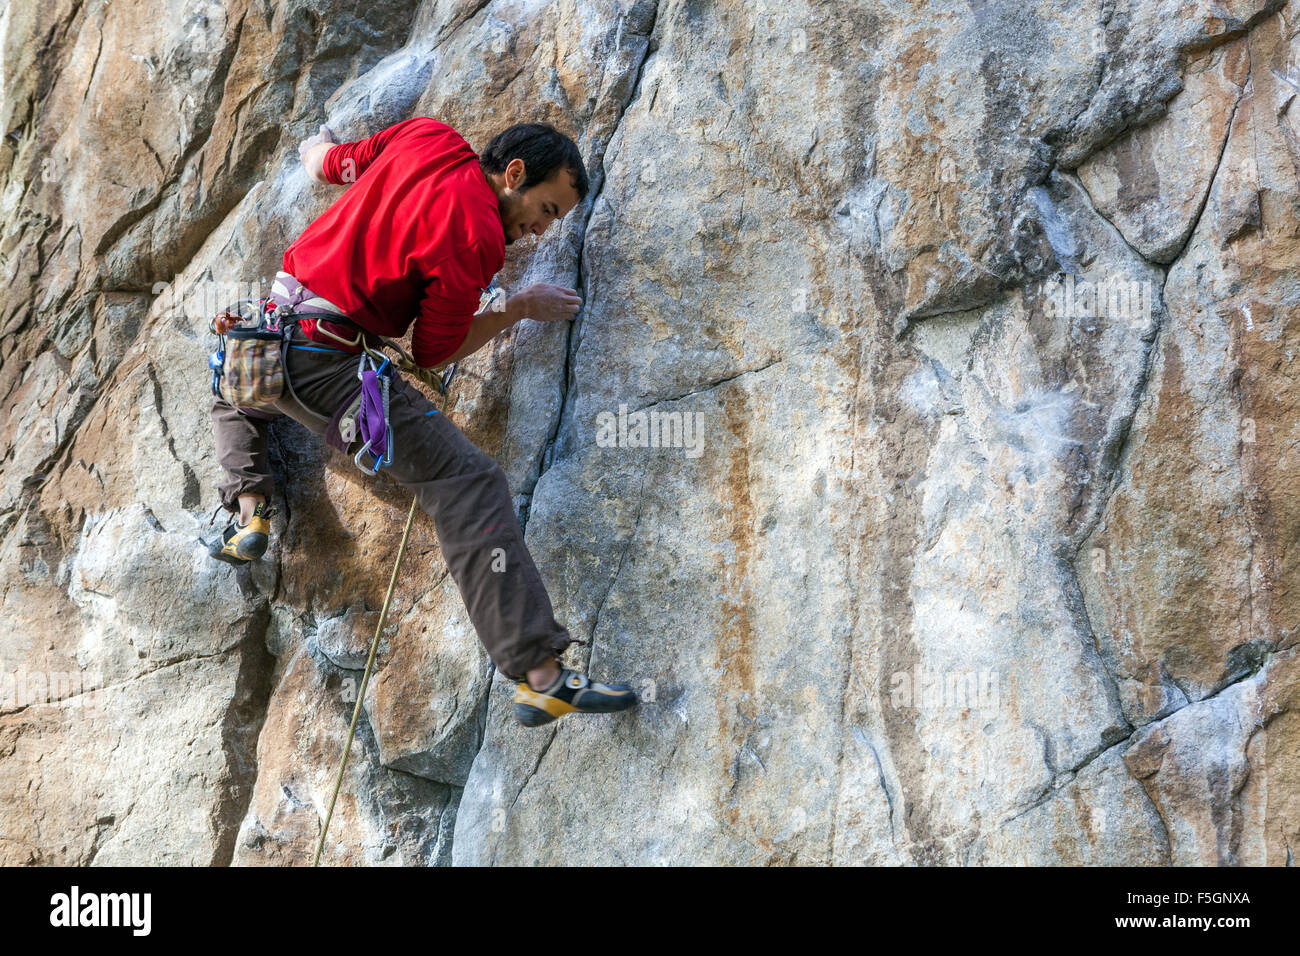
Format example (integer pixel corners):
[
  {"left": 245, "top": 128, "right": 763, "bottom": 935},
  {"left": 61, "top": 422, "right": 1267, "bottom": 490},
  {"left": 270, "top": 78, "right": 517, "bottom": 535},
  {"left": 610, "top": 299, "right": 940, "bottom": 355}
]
[{"left": 313, "top": 495, "right": 419, "bottom": 866}]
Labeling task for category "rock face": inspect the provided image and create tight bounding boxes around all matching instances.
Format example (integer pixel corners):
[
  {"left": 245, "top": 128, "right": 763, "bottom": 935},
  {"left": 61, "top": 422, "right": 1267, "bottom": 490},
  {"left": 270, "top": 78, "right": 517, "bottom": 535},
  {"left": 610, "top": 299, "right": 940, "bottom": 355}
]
[{"left": 0, "top": 0, "right": 1295, "bottom": 865}]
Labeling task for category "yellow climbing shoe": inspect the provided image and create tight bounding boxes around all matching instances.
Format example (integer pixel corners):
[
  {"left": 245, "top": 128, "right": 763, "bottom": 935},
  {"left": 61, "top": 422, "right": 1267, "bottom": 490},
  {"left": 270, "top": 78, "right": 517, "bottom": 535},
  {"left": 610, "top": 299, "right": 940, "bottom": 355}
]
[
  {"left": 208, "top": 501, "right": 277, "bottom": 566},
  {"left": 513, "top": 667, "right": 638, "bottom": 727}
]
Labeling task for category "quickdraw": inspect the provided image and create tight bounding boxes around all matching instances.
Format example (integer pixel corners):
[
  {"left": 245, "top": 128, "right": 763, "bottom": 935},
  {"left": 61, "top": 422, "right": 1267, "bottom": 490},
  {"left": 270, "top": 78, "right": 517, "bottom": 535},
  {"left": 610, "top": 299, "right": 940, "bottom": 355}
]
[{"left": 353, "top": 352, "right": 394, "bottom": 474}]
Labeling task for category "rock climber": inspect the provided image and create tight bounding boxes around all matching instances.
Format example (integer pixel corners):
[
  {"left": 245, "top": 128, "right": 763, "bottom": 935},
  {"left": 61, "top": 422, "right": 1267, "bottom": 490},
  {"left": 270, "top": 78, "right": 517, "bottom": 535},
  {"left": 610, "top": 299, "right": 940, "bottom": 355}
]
[{"left": 206, "top": 117, "right": 636, "bottom": 727}]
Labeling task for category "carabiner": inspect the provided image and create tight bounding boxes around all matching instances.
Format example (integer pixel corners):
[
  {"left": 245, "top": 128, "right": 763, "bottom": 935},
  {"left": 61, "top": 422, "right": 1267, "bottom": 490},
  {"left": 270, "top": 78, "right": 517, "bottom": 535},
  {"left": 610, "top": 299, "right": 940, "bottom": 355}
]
[
  {"left": 209, "top": 349, "right": 225, "bottom": 397},
  {"left": 353, "top": 423, "right": 395, "bottom": 474},
  {"left": 354, "top": 440, "right": 382, "bottom": 475}
]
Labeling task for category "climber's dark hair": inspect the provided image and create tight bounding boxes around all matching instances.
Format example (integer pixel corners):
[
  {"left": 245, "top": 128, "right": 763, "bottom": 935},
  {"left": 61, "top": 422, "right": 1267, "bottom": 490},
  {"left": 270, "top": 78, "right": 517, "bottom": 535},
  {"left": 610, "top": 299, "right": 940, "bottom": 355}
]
[{"left": 480, "top": 123, "right": 589, "bottom": 199}]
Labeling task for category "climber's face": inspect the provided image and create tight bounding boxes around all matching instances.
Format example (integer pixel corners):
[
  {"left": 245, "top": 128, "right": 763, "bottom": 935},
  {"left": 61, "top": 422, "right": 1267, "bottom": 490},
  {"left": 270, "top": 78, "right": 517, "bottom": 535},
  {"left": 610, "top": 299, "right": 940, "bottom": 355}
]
[{"left": 493, "top": 159, "right": 581, "bottom": 245}]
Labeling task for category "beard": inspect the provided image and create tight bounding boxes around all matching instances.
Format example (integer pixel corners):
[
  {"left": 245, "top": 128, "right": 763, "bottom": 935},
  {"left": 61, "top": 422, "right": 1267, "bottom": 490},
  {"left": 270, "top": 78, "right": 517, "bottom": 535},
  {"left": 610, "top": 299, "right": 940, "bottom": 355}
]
[{"left": 497, "top": 189, "right": 522, "bottom": 245}]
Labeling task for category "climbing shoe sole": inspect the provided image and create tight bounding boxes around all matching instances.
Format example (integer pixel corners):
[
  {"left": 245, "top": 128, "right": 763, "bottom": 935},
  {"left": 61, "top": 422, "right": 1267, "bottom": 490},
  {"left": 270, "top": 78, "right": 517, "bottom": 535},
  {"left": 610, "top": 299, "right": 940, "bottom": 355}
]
[{"left": 208, "top": 532, "right": 268, "bottom": 565}]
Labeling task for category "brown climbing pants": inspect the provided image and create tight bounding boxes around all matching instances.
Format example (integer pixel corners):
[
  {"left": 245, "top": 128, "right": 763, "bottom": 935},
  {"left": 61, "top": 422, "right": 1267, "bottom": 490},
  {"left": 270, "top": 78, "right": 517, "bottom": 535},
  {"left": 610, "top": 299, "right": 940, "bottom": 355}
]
[{"left": 210, "top": 325, "right": 572, "bottom": 680}]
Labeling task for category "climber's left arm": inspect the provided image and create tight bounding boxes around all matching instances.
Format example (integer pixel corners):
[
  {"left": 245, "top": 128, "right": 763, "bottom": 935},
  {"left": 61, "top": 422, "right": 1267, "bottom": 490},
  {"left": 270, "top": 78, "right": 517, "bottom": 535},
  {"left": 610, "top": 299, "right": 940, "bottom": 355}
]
[
  {"left": 411, "top": 283, "right": 582, "bottom": 369},
  {"left": 437, "top": 285, "right": 582, "bottom": 365}
]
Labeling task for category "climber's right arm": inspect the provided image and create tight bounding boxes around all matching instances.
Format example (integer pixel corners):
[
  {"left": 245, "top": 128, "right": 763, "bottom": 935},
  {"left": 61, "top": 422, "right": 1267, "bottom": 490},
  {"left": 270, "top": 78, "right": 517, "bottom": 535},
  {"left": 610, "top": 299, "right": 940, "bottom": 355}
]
[
  {"left": 298, "top": 125, "right": 336, "bottom": 184},
  {"left": 302, "top": 144, "right": 334, "bottom": 184},
  {"left": 300, "top": 118, "right": 433, "bottom": 186}
]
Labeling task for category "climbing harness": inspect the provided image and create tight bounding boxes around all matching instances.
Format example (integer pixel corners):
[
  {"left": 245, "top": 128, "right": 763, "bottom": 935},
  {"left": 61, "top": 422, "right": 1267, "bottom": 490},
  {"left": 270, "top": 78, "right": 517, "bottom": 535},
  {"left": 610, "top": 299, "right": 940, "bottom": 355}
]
[
  {"left": 260, "top": 269, "right": 469, "bottom": 400},
  {"left": 286, "top": 309, "right": 458, "bottom": 469},
  {"left": 306, "top": 309, "right": 459, "bottom": 399},
  {"left": 209, "top": 295, "right": 459, "bottom": 472}
]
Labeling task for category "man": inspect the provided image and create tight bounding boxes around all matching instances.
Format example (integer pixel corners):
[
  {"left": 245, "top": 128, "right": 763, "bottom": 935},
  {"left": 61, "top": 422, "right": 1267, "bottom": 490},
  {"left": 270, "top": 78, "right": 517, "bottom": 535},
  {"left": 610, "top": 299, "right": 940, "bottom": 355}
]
[{"left": 207, "top": 117, "right": 635, "bottom": 728}]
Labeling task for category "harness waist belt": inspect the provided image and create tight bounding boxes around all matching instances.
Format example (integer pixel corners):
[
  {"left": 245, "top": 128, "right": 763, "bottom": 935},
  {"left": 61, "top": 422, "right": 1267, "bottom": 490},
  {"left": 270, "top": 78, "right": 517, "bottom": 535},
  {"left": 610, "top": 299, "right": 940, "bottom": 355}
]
[{"left": 270, "top": 272, "right": 383, "bottom": 352}]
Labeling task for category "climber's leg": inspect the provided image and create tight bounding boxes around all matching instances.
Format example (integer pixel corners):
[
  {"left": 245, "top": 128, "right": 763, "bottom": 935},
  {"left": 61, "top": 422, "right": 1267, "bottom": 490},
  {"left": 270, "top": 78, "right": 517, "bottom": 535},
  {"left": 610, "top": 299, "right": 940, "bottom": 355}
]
[
  {"left": 211, "top": 396, "right": 278, "bottom": 514},
  {"left": 209, "top": 396, "right": 280, "bottom": 564},
  {"left": 236, "top": 493, "right": 264, "bottom": 526},
  {"left": 379, "top": 372, "right": 574, "bottom": 681},
  {"left": 207, "top": 329, "right": 359, "bottom": 567},
  {"left": 272, "top": 326, "right": 574, "bottom": 678}
]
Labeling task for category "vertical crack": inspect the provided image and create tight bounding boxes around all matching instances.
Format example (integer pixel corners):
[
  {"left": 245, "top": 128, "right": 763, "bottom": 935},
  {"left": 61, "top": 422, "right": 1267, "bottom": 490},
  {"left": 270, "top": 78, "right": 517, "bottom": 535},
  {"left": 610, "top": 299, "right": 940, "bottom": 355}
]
[
  {"left": 530, "top": 2, "right": 661, "bottom": 509},
  {"left": 211, "top": 602, "right": 277, "bottom": 866},
  {"left": 584, "top": 470, "right": 648, "bottom": 674},
  {"left": 463, "top": 2, "right": 662, "bottom": 866}
]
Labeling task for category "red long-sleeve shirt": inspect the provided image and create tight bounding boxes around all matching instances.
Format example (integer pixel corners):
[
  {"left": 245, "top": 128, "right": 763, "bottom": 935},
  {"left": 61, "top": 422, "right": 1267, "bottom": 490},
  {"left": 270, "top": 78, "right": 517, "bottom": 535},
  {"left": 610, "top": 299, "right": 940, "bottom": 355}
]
[{"left": 282, "top": 117, "right": 505, "bottom": 367}]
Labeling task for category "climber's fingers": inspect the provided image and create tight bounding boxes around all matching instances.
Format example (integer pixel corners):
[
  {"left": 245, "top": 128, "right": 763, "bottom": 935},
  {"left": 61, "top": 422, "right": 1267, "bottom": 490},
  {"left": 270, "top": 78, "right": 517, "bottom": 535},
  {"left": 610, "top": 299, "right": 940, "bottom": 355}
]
[{"left": 298, "top": 124, "right": 335, "bottom": 159}]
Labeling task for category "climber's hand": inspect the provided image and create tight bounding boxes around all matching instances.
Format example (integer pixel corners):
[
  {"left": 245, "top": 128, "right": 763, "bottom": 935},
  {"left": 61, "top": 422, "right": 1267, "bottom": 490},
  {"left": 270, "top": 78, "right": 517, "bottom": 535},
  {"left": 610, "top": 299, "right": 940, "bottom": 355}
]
[
  {"left": 299, "top": 124, "right": 335, "bottom": 159},
  {"left": 299, "top": 125, "right": 336, "bottom": 183},
  {"left": 523, "top": 283, "right": 582, "bottom": 322}
]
